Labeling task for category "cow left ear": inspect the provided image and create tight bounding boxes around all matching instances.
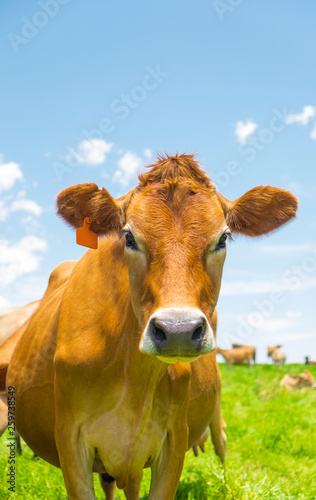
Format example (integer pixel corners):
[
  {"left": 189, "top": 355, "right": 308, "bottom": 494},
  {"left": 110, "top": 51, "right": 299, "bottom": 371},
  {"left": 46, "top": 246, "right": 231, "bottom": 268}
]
[
  {"left": 57, "top": 183, "right": 123, "bottom": 235},
  {"left": 217, "top": 186, "right": 298, "bottom": 237}
]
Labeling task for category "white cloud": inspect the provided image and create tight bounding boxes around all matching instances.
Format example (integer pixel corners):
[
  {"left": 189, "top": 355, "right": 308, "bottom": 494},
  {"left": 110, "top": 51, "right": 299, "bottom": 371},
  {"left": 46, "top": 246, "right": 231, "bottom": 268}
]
[
  {"left": 66, "top": 139, "right": 113, "bottom": 166},
  {"left": 0, "top": 296, "right": 11, "bottom": 310},
  {"left": 0, "top": 197, "right": 43, "bottom": 221},
  {"left": 234, "top": 120, "right": 257, "bottom": 144},
  {"left": 0, "top": 236, "right": 47, "bottom": 286},
  {"left": 310, "top": 122, "right": 316, "bottom": 140},
  {"left": 0, "top": 158, "right": 23, "bottom": 192},
  {"left": 11, "top": 199, "right": 42, "bottom": 217},
  {"left": 113, "top": 151, "right": 143, "bottom": 186},
  {"left": 285, "top": 105, "right": 315, "bottom": 125}
]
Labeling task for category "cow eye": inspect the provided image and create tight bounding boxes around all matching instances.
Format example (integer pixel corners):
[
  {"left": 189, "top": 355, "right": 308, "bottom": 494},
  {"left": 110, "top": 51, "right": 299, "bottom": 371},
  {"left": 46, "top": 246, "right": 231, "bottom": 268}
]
[
  {"left": 215, "top": 233, "right": 229, "bottom": 251},
  {"left": 123, "top": 230, "right": 138, "bottom": 251}
]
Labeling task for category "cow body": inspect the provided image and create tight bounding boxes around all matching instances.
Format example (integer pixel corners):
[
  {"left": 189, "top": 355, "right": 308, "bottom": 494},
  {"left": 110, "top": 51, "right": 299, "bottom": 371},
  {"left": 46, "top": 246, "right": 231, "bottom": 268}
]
[
  {"left": 8, "top": 240, "right": 223, "bottom": 498},
  {"left": 268, "top": 345, "right": 286, "bottom": 366},
  {"left": 305, "top": 356, "right": 316, "bottom": 365},
  {"left": 7, "top": 154, "right": 297, "bottom": 499},
  {"left": 280, "top": 370, "right": 316, "bottom": 390},
  {"left": 232, "top": 343, "right": 256, "bottom": 363},
  {"left": 0, "top": 300, "right": 41, "bottom": 443},
  {"left": 217, "top": 347, "right": 253, "bottom": 367}
]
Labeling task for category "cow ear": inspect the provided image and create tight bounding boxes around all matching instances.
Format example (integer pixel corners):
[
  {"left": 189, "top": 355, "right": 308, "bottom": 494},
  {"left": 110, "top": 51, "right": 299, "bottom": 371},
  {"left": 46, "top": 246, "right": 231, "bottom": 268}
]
[
  {"left": 57, "top": 183, "right": 123, "bottom": 235},
  {"left": 217, "top": 186, "right": 298, "bottom": 237}
]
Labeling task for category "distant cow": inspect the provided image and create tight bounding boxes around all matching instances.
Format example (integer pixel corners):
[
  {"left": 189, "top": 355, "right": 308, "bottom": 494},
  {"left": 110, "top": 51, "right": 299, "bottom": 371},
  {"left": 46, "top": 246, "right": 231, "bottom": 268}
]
[
  {"left": 7, "top": 154, "right": 297, "bottom": 499},
  {"left": 232, "top": 343, "right": 256, "bottom": 363},
  {"left": 305, "top": 356, "right": 316, "bottom": 365},
  {"left": 267, "top": 345, "right": 286, "bottom": 366},
  {"left": 0, "top": 300, "right": 41, "bottom": 447},
  {"left": 280, "top": 370, "right": 316, "bottom": 390},
  {"left": 0, "top": 300, "right": 40, "bottom": 346},
  {"left": 217, "top": 347, "right": 253, "bottom": 367}
]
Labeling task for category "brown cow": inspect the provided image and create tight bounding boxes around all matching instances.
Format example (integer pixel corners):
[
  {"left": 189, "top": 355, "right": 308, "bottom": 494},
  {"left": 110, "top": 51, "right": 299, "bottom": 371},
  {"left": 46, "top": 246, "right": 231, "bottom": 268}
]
[
  {"left": 217, "top": 347, "right": 253, "bottom": 367},
  {"left": 0, "top": 300, "right": 41, "bottom": 447},
  {"left": 7, "top": 154, "right": 297, "bottom": 500},
  {"left": 0, "top": 300, "right": 40, "bottom": 346},
  {"left": 305, "top": 356, "right": 316, "bottom": 365},
  {"left": 280, "top": 370, "right": 316, "bottom": 390},
  {"left": 268, "top": 345, "right": 286, "bottom": 366},
  {"left": 232, "top": 343, "right": 256, "bottom": 363}
]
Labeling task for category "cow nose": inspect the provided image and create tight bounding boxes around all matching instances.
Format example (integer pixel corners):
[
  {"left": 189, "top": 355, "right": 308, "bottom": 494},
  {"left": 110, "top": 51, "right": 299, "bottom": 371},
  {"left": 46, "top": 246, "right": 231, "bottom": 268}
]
[
  {"left": 151, "top": 317, "right": 206, "bottom": 348},
  {"left": 140, "top": 307, "right": 215, "bottom": 359}
]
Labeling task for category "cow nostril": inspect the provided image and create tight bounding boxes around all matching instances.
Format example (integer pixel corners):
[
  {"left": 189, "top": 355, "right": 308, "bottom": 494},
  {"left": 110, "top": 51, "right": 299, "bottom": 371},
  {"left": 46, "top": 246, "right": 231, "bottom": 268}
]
[
  {"left": 153, "top": 326, "right": 167, "bottom": 345},
  {"left": 192, "top": 325, "right": 205, "bottom": 344}
]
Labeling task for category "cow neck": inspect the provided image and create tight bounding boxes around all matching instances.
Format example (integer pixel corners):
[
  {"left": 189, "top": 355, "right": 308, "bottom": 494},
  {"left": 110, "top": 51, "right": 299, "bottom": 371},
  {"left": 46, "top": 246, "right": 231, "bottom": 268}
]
[{"left": 120, "top": 300, "right": 169, "bottom": 393}]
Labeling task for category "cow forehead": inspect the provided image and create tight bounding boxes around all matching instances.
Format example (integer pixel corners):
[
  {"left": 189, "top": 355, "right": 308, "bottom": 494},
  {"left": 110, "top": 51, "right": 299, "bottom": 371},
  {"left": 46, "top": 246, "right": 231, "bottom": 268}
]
[{"left": 125, "top": 182, "right": 226, "bottom": 245}]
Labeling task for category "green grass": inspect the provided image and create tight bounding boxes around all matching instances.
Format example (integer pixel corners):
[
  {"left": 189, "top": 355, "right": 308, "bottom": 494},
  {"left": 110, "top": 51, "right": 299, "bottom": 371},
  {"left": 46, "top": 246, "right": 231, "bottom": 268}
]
[{"left": 1, "top": 364, "right": 316, "bottom": 499}]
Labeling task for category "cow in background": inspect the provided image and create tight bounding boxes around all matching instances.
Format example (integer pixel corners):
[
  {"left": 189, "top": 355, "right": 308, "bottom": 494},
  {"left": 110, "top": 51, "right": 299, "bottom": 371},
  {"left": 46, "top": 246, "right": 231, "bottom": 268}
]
[
  {"left": 216, "top": 347, "right": 253, "bottom": 367},
  {"left": 0, "top": 300, "right": 41, "bottom": 449},
  {"left": 232, "top": 343, "right": 256, "bottom": 363},
  {"left": 280, "top": 369, "right": 316, "bottom": 390},
  {"left": 0, "top": 300, "right": 40, "bottom": 345},
  {"left": 268, "top": 345, "right": 286, "bottom": 366},
  {"left": 305, "top": 356, "right": 316, "bottom": 365}
]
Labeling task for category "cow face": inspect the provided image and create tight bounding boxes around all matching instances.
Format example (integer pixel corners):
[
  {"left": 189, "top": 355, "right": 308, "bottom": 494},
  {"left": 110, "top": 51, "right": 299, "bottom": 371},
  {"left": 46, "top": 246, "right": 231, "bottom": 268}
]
[
  {"left": 57, "top": 155, "right": 297, "bottom": 363},
  {"left": 122, "top": 181, "right": 226, "bottom": 362}
]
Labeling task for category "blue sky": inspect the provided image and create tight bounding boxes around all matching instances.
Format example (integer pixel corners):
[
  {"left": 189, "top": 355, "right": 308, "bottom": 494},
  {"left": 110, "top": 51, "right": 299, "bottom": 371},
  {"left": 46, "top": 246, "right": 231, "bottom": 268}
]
[{"left": 0, "top": 0, "right": 315, "bottom": 363}]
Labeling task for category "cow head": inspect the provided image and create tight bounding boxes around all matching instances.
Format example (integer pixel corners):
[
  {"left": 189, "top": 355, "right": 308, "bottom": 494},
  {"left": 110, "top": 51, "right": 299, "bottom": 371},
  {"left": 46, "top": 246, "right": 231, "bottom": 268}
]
[
  {"left": 267, "top": 345, "right": 282, "bottom": 357},
  {"left": 57, "top": 154, "right": 297, "bottom": 363}
]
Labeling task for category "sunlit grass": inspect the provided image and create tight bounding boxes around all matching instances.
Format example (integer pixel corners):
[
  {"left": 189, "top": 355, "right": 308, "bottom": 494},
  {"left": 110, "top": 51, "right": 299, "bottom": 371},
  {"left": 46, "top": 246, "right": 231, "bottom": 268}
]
[{"left": 1, "top": 364, "right": 315, "bottom": 499}]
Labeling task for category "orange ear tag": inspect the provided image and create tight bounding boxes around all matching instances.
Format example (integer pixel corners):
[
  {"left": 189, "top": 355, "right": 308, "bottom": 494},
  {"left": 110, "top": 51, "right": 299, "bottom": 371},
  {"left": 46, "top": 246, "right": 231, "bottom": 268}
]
[{"left": 76, "top": 217, "right": 98, "bottom": 249}]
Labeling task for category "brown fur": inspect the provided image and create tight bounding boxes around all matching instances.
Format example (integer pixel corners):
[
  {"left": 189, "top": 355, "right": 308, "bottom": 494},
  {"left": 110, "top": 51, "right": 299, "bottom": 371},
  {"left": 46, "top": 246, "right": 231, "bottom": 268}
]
[
  {"left": 268, "top": 345, "right": 286, "bottom": 366},
  {"left": 7, "top": 154, "right": 297, "bottom": 500},
  {"left": 216, "top": 347, "right": 253, "bottom": 367},
  {"left": 232, "top": 343, "right": 256, "bottom": 362},
  {"left": 280, "top": 370, "right": 315, "bottom": 390}
]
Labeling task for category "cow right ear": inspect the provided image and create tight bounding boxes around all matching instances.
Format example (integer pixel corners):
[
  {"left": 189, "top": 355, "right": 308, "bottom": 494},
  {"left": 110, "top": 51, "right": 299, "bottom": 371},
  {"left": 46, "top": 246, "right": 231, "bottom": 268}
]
[{"left": 57, "top": 183, "right": 123, "bottom": 235}]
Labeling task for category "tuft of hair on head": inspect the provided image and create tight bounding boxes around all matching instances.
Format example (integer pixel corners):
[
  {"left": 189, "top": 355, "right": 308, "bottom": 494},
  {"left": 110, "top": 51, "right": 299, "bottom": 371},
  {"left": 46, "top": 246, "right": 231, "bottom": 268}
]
[{"left": 138, "top": 153, "right": 213, "bottom": 189}]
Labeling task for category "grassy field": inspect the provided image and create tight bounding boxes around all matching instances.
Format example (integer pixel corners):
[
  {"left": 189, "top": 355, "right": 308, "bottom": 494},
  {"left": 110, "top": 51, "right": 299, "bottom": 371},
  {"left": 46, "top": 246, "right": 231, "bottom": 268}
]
[{"left": 1, "top": 364, "right": 315, "bottom": 499}]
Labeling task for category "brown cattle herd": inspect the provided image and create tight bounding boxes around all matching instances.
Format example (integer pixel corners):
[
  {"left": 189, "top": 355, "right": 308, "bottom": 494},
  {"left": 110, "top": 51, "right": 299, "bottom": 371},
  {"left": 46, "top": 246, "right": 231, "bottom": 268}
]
[{"left": 0, "top": 155, "right": 314, "bottom": 499}]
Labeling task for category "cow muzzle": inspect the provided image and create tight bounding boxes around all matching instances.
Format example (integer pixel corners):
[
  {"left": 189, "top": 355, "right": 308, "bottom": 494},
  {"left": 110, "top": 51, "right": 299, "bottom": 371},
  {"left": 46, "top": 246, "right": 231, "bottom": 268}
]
[{"left": 140, "top": 307, "right": 215, "bottom": 363}]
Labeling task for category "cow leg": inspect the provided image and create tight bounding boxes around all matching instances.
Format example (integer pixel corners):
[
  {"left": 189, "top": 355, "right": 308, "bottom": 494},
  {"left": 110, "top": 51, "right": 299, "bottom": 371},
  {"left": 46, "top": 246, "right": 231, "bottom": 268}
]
[
  {"left": 124, "top": 472, "right": 143, "bottom": 500},
  {"left": 148, "top": 428, "right": 188, "bottom": 500},
  {"left": 55, "top": 392, "right": 96, "bottom": 500},
  {"left": 210, "top": 394, "right": 226, "bottom": 464},
  {"left": 55, "top": 423, "right": 95, "bottom": 499},
  {"left": 15, "top": 430, "right": 22, "bottom": 454},
  {"left": 99, "top": 473, "right": 116, "bottom": 500}
]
